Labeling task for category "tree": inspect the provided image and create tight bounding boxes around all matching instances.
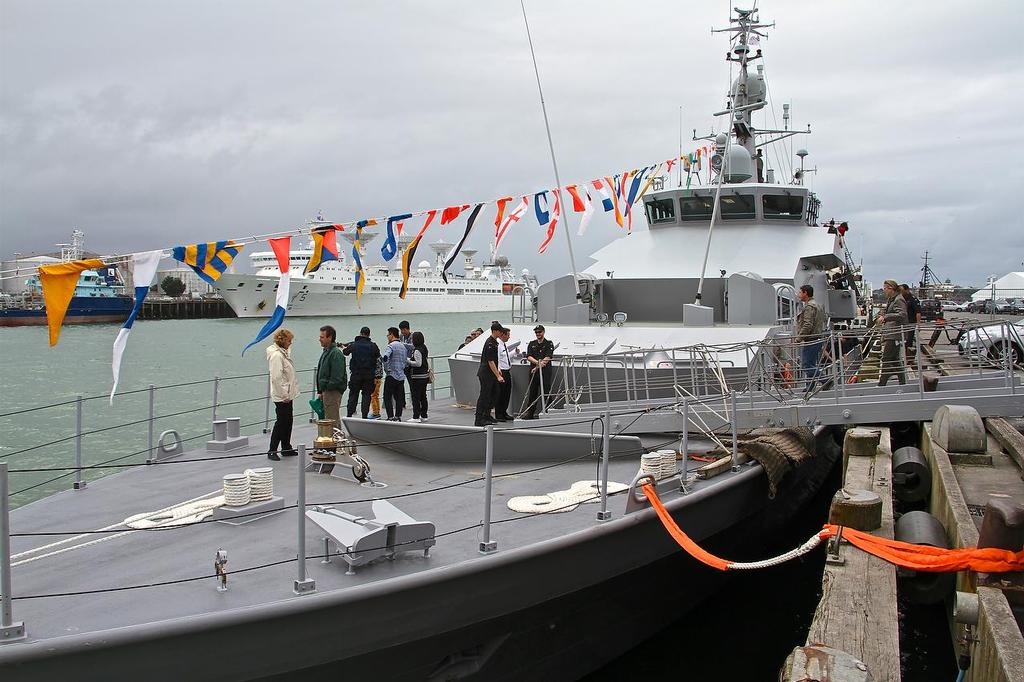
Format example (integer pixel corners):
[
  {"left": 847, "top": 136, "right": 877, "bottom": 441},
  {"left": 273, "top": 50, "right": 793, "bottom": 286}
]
[{"left": 161, "top": 276, "right": 186, "bottom": 298}]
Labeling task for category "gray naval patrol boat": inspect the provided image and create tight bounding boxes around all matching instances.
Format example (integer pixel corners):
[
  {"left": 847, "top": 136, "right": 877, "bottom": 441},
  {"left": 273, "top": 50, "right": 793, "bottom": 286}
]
[{"left": 2, "top": 8, "right": 862, "bottom": 681}]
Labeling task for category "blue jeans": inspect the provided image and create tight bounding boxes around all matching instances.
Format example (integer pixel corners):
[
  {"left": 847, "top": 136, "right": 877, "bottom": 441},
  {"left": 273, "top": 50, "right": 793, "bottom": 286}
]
[{"left": 800, "top": 340, "right": 823, "bottom": 388}]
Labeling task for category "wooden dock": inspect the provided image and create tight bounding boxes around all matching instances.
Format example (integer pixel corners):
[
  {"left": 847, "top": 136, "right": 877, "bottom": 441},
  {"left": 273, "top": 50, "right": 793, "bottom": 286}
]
[
  {"left": 782, "top": 427, "right": 900, "bottom": 681},
  {"left": 783, "top": 410, "right": 1024, "bottom": 682},
  {"left": 138, "top": 297, "right": 235, "bottom": 320}
]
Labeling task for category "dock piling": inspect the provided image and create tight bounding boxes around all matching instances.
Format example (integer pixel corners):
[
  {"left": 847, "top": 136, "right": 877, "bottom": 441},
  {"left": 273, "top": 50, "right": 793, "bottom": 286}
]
[{"left": 147, "top": 385, "right": 155, "bottom": 463}]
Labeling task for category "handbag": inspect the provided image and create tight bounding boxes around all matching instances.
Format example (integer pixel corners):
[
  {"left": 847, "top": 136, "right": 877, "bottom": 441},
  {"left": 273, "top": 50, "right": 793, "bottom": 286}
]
[
  {"left": 427, "top": 368, "right": 435, "bottom": 384},
  {"left": 309, "top": 397, "right": 325, "bottom": 419}
]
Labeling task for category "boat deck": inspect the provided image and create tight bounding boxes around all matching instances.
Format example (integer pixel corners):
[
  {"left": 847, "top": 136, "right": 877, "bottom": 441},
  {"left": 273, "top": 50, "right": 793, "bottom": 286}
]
[{"left": 5, "top": 410, "right": 723, "bottom": 644}]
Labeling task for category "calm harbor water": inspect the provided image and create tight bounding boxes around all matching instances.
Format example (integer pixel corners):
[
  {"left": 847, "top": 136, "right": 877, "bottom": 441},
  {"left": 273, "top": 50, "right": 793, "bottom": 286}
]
[{"left": 0, "top": 312, "right": 490, "bottom": 507}]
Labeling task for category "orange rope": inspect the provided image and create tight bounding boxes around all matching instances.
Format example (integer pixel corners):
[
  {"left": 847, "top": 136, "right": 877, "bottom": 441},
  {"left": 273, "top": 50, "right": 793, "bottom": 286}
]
[
  {"left": 643, "top": 483, "right": 730, "bottom": 570},
  {"left": 821, "top": 524, "right": 1024, "bottom": 573},
  {"left": 642, "top": 483, "right": 1024, "bottom": 574}
]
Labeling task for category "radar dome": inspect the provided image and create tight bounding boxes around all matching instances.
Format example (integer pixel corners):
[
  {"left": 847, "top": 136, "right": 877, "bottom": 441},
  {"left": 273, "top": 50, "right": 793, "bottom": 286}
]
[
  {"left": 723, "top": 146, "right": 754, "bottom": 183},
  {"left": 493, "top": 255, "right": 509, "bottom": 267},
  {"left": 521, "top": 268, "right": 531, "bottom": 276},
  {"left": 731, "top": 72, "right": 765, "bottom": 104},
  {"left": 417, "top": 260, "right": 430, "bottom": 269}
]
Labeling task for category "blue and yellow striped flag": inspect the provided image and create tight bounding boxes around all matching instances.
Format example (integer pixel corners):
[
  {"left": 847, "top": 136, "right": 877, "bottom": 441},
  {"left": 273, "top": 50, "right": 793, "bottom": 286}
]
[{"left": 172, "top": 241, "right": 243, "bottom": 285}]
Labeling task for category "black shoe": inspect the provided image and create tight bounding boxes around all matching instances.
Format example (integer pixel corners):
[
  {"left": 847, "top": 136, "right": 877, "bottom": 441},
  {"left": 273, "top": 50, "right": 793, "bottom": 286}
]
[
  {"left": 281, "top": 448, "right": 297, "bottom": 457},
  {"left": 485, "top": 417, "right": 498, "bottom": 425},
  {"left": 495, "top": 416, "right": 511, "bottom": 422},
  {"left": 474, "top": 421, "right": 488, "bottom": 427},
  {"left": 267, "top": 451, "right": 281, "bottom": 461}
]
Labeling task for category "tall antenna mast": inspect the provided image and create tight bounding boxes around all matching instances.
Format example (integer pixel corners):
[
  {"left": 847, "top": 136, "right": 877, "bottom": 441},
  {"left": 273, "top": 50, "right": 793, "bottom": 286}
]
[{"left": 520, "top": 0, "right": 581, "bottom": 299}]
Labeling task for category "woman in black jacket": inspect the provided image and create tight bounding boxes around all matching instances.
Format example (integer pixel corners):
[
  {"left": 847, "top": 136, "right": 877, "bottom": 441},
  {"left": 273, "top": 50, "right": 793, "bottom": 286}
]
[{"left": 406, "top": 331, "right": 430, "bottom": 422}]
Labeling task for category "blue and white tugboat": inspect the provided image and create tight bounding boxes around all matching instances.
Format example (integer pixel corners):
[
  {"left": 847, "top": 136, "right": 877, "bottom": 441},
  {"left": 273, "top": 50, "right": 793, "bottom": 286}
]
[{"left": 0, "top": 230, "right": 131, "bottom": 328}]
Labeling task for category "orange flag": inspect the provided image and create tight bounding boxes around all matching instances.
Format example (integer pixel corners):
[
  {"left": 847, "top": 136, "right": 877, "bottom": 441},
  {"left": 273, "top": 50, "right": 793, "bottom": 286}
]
[{"left": 38, "top": 259, "right": 105, "bottom": 346}]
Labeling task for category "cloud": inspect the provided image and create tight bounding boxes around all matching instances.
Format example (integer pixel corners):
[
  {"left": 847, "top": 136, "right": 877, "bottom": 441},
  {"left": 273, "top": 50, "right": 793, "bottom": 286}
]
[{"left": 1, "top": 0, "right": 1022, "bottom": 290}]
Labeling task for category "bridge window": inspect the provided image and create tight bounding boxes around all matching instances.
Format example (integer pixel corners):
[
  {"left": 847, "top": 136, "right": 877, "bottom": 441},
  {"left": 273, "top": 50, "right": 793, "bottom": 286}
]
[
  {"left": 645, "top": 197, "right": 676, "bottom": 224},
  {"left": 679, "top": 194, "right": 714, "bottom": 221},
  {"left": 719, "top": 193, "right": 756, "bottom": 220},
  {"left": 763, "top": 194, "right": 804, "bottom": 220}
]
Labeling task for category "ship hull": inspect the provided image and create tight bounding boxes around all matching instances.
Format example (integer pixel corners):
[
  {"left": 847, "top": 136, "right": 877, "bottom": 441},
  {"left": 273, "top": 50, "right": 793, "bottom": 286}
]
[
  {"left": 0, "top": 429, "right": 840, "bottom": 682},
  {"left": 0, "top": 297, "right": 132, "bottom": 327},
  {"left": 216, "top": 273, "right": 516, "bottom": 318}
]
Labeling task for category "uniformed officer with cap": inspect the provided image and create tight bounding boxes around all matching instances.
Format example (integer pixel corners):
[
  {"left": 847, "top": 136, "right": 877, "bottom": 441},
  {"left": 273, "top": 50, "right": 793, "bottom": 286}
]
[
  {"left": 474, "top": 321, "right": 505, "bottom": 426},
  {"left": 522, "top": 324, "right": 554, "bottom": 419}
]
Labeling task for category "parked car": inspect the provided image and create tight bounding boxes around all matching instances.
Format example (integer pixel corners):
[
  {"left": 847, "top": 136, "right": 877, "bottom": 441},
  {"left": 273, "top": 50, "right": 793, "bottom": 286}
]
[
  {"left": 998, "top": 298, "right": 1024, "bottom": 314},
  {"left": 966, "top": 299, "right": 1009, "bottom": 314},
  {"left": 958, "top": 318, "right": 1024, "bottom": 365}
]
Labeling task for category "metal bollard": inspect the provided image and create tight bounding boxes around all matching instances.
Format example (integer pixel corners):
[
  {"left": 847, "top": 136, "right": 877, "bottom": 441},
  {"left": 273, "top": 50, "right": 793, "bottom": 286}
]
[
  {"left": 74, "top": 395, "right": 86, "bottom": 490},
  {"left": 730, "top": 390, "right": 740, "bottom": 472},
  {"left": 597, "top": 411, "right": 612, "bottom": 521},
  {"left": 1, "top": 462, "right": 27, "bottom": 642},
  {"left": 293, "top": 444, "right": 316, "bottom": 594},
  {"left": 479, "top": 425, "right": 497, "bottom": 553},
  {"left": 212, "top": 376, "right": 220, "bottom": 438}
]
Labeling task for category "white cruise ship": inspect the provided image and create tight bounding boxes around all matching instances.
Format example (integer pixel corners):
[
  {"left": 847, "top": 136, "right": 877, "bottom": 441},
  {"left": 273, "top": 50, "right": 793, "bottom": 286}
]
[{"left": 216, "top": 230, "right": 529, "bottom": 317}]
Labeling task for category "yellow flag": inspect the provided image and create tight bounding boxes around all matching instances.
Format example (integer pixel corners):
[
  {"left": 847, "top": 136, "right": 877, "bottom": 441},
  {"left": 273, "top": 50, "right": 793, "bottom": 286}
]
[{"left": 38, "top": 259, "right": 106, "bottom": 346}]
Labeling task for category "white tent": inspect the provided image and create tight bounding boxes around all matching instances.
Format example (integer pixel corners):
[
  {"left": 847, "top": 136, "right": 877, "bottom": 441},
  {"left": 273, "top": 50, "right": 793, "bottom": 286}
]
[{"left": 971, "top": 272, "right": 1024, "bottom": 301}]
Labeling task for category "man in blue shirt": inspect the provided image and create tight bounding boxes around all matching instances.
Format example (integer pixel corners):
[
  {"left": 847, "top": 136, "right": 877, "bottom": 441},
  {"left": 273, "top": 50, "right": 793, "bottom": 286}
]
[{"left": 381, "top": 326, "right": 409, "bottom": 421}]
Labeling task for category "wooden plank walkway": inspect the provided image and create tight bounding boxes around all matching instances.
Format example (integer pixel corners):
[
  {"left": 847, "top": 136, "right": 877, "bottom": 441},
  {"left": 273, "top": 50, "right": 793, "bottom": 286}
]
[{"left": 783, "top": 427, "right": 901, "bottom": 682}]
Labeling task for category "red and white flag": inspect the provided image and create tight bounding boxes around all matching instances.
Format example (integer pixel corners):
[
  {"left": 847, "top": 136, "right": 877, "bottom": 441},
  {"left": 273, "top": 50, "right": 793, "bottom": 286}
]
[
  {"left": 538, "top": 189, "right": 561, "bottom": 254},
  {"left": 495, "top": 196, "right": 529, "bottom": 250},
  {"left": 566, "top": 184, "right": 595, "bottom": 236}
]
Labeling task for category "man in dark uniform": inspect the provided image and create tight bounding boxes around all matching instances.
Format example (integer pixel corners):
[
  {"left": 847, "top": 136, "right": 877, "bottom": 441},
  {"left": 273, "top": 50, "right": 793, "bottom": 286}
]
[
  {"left": 494, "top": 327, "right": 514, "bottom": 421},
  {"left": 342, "top": 326, "right": 381, "bottom": 419},
  {"left": 522, "top": 324, "right": 554, "bottom": 420},
  {"left": 899, "top": 284, "right": 922, "bottom": 350},
  {"left": 474, "top": 322, "right": 505, "bottom": 427}
]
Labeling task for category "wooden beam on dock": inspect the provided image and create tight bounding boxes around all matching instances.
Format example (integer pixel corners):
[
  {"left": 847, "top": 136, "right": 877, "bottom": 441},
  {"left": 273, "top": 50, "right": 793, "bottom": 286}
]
[
  {"left": 790, "top": 427, "right": 901, "bottom": 682},
  {"left": 985, "top": 418, "right": 1024, "bottom": 481}
]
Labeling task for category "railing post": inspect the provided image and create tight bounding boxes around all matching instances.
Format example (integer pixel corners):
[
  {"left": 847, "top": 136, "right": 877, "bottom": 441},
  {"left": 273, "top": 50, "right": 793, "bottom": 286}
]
[
  {"left": 294, "top": 443, "right": 315, "bottom": 594},
  {"left": 73, "top": 394, "right": 85, "bottom": 490},
  {"left": 1, "top": 463, "right": 26, "bottom": 643},
  {"left": 730, "top": 390, "right": 740, "bottom": 472},
  {"left": 671, "top": 347, "right": 679, "bottom": 399},
  {"left": 429, "top": 358, "right": 435, "bottom": 401},
  {"left": 263, "top": 373, "right": 272, "bottom": 434},
  {"left": 603, "top": 355, "right": 610, "bottom": 407},
  {"left": 745, "top": 346, "right": 754, "bottom": 408},
  {"left": 479, "top": 425, "right": 497, "bottom": 553},
  {"left": 917, "top": 323, "right": 925, "bottom": 398},
  {"left": 597, "top": 410, "right": 612, "bottom": 521},
  {"left": 147, "top": 384, "right": 156, "bottom": 464},
  {"left": 538, "top": 364, "right": 547, "bottom": 415},
  {"left": 680, "top": 399, "right": 690, "bottom": 494},
  {"left": 837, "top": 331, "right": 847, "bottom": 398},
  {"left": 1008, "top": 321, "right": 1017, "bottom": 395},
  {"left": 212, "top": 376, "right": 220, "bottom": 437}
]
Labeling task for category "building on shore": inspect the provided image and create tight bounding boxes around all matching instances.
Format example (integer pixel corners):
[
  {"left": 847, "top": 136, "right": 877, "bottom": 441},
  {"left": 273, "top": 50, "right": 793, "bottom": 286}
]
[
  {"left": 154, "top": 264, "right": 213, "bottom": 297},
  {"left": 970, "top": 272, "right": 1024, "bottom": 302}
]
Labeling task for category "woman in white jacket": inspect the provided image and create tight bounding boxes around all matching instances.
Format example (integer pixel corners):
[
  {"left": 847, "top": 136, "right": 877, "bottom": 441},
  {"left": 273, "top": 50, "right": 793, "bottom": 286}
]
[{"left": 266, "top": 329, "right": 300, "bottom": 460}]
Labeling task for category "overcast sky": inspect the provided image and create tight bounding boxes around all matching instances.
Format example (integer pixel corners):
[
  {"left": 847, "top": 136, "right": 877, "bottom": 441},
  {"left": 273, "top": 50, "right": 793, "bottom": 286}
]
[{"left": 2, "top": 1, "right": 1022, "bottom": 289}]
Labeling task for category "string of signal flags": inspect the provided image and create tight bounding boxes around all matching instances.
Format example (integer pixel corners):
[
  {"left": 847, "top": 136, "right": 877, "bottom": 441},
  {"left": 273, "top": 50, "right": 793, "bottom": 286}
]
[{"left": 32, "top": 146, "right": 714, "bottom": 403}]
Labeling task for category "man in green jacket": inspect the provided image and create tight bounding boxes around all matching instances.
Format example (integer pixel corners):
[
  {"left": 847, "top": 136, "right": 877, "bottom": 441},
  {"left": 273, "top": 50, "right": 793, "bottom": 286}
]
[{"left": 316, "top": 325, "right": 347, "bottom": 426}]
